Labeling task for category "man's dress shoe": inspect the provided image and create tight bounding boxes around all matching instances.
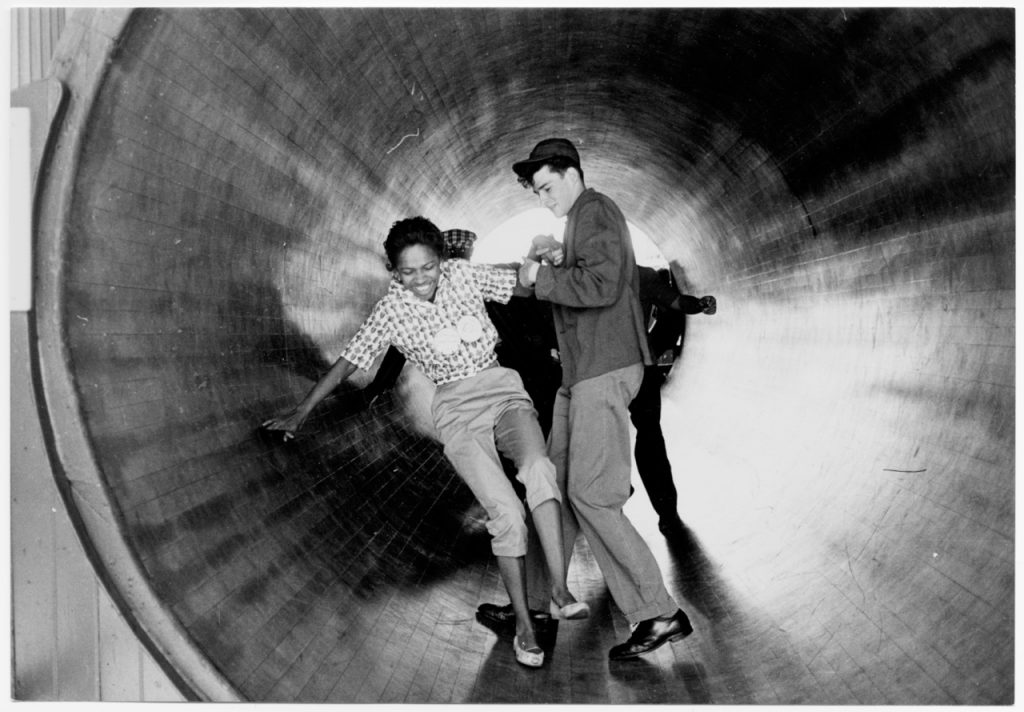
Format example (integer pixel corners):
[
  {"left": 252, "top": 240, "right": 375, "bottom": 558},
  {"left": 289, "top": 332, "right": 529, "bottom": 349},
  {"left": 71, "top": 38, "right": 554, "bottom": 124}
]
[
  {"left": 608, "top": 609, "right": 693, "bottom": 660},
  {"left": 476, "top": 603, "right": 553, "bottom": 639}
]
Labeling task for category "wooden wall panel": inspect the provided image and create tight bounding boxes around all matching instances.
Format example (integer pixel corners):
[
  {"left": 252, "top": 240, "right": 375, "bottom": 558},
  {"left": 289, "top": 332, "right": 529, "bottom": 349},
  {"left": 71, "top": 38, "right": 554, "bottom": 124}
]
[
  {"left": 10, "top": 43, "right": 188, "bottom": 698},
  {"left": 10, "top": 7, "right": 66, "bottom": 90},
  {"left": 12, "top": 315, "right": 186, "bottom": 701}
]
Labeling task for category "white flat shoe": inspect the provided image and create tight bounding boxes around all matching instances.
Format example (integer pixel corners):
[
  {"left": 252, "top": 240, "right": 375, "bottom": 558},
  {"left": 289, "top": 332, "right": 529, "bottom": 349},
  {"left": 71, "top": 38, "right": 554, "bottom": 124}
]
[
  {"left": 513, "top": 635, "right": 544, "bottom": 667},
  {"left": 550, "top": 599, "right": 591, "bottom": 620}
]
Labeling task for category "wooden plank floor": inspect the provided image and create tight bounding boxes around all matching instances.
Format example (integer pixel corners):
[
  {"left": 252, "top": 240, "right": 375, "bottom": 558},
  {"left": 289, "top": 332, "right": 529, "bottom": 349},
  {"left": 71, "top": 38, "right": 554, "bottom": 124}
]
[
  {"left": 23, "top": 365, "right": 1011, "bottom": 703},
  {"left": 259, "top": 451, "right": 1006, "bottom": 704},
  {"left": 254, "top": 382, "right": 1008, "bottom": 704}
]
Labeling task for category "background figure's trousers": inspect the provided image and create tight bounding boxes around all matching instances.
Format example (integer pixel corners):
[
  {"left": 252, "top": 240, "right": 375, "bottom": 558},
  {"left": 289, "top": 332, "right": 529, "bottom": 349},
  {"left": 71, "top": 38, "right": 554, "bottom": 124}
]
[{"left": 629, "top": 365, "right": 680, "bottom": 521}]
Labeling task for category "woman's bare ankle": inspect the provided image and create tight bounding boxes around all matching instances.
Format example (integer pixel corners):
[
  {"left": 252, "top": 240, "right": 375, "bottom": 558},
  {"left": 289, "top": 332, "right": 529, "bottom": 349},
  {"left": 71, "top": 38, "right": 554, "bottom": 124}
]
[
  {"left": 551, "top": 587, "right": 577, "bottom": 607},
  {"left": 516, "top": 622, "right": 538, "bottom": 648}
]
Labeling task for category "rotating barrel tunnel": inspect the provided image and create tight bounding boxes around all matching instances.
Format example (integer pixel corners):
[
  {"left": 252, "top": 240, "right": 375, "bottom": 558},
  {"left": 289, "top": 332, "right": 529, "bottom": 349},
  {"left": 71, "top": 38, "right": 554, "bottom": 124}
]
[{"left": 31, "top": 7, "right": 1013, "bottom": 704}]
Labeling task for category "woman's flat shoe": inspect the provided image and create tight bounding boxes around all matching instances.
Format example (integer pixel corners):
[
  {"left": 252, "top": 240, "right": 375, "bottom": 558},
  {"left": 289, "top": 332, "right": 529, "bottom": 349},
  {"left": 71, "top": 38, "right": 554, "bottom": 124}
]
[
  {"left": 513, "top": 635, "right": 544, "bottom": 667},
  {"left": 550, "top": 600, "right": 590, "bottom": 620}
]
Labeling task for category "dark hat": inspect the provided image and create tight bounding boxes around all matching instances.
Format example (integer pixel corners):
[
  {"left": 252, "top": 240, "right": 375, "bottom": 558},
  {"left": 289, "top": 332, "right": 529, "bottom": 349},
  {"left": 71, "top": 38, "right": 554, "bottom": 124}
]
[{"left": 512, "top": 138, "right": 581, "bottom": 179}]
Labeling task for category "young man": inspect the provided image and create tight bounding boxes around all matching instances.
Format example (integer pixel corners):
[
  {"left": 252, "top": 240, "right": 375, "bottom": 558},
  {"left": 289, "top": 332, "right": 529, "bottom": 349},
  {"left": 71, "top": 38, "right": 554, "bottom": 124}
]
[{"left": 508, "top": 138, "right": 693, "bottom": 660}]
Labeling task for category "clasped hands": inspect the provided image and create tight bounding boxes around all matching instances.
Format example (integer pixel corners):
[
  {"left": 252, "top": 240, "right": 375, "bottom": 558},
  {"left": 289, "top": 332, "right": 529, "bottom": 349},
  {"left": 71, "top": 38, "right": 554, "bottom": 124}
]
[{"left": 519, "top": 234, "right": 564, "bottom": 287}]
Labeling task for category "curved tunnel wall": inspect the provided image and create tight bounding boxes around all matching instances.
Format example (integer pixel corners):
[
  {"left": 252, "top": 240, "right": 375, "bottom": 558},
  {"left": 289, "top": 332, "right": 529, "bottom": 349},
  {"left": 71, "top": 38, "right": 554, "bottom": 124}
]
[{"left": 35, "top": 7, "right": 1013, "bottom": 703}]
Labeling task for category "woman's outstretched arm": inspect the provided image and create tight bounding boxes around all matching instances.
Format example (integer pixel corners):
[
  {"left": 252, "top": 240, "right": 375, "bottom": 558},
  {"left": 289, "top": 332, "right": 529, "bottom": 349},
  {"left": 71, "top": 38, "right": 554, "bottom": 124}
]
[{"left": 263, "top": 356, "right": 358, "bottom": 440}]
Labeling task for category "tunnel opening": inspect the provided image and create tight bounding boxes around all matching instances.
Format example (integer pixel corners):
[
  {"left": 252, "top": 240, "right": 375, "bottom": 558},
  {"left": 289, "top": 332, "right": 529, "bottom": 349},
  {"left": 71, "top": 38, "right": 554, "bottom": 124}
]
[{"left": 32, "top": 6, "right": 1013, "bottom": 703}]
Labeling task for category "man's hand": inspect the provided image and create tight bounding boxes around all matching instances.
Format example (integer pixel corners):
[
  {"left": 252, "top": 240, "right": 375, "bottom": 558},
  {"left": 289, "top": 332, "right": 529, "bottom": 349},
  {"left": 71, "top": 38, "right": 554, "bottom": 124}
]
[
  {"left": 535, "top": 245, "right": 564, "bottom": 266},
  {"left": 519, "top": 258, "right": 541, "bottom": 288},
  {"left": 530, "top": 234, "right": 564, "bottom": 265}
]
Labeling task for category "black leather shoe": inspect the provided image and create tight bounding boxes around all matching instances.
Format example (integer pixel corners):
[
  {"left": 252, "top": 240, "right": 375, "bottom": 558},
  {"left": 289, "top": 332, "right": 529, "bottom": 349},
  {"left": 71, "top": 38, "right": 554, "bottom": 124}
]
[
  {"left": 608, "top": 610, "right": 693, "bottom": 660},
  {"left": 476, "top": 603, "right": 553, "bottom": 639}
]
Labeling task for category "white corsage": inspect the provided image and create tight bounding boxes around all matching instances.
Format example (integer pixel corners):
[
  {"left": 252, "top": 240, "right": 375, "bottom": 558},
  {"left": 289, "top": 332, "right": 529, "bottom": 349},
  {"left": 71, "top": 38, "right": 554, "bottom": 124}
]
[
  {"left": 456, "top": 315, "right": 483, "bottom": 343},
  {"left": 432, "top": 327, "right": 461, "bottom": 355}
]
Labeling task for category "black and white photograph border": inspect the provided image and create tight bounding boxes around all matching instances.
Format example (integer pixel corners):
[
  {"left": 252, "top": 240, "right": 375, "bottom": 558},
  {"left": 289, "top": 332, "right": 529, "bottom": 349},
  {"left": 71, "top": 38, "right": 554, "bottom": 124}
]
[{"left": 6, "top": 1, "right": 1017, "bottom": 705}]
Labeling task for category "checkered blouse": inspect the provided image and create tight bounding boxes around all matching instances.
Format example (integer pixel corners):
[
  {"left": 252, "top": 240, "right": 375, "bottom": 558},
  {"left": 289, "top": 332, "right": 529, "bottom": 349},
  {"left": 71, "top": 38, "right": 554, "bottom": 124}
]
[{"left": 340, "top": 260, "right": 518, "bottom": 385}]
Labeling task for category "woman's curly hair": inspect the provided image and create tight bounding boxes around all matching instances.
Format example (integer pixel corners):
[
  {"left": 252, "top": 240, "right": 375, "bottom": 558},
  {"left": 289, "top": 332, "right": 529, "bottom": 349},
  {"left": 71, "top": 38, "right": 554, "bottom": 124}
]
[{"left": 383, "top": 216, "right": 445, "bottom": 271}]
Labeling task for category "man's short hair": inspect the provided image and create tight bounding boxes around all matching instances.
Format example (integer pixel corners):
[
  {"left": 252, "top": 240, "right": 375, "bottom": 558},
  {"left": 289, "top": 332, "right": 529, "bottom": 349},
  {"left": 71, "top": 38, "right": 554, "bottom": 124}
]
[{"left": 515, "top": 156, "right": 584, "bottom": 189}]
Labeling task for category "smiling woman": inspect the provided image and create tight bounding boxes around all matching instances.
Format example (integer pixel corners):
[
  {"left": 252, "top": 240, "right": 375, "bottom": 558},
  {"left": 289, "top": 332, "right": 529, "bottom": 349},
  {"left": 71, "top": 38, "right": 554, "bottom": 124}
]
[
  {"left": 261, "top": 215, "right": 586, "bottom": 671},
  {"left": 395, "top": 248, "right": 442, "bottom": 301},
  {"left": 30, "top": 6, "right": 1013, "bottom": 704}
]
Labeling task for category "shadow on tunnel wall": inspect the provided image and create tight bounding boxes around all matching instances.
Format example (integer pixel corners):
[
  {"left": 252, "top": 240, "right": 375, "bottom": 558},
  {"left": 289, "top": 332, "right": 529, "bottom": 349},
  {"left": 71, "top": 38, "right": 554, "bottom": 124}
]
[{"left": 101, "top": 276, "right": 492, "bottom": 688}]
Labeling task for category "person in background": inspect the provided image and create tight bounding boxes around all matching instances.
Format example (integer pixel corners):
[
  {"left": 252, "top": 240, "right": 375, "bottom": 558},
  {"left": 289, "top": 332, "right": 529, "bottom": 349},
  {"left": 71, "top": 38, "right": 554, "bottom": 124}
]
[
  {"left": 508, "top": 137, "right": 693, "bottom": 661},
  {"left": 263, "top": 217, "right": 588, "bottom": 668},
  {"left": 632, "top": 266, "right": 716, "bottom": 536}
]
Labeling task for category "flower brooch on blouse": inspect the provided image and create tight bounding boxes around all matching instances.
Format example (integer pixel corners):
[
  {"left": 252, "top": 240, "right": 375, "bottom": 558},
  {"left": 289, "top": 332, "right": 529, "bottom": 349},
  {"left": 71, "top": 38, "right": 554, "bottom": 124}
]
[{"left": 432, "top": 315, "right": 484, "bottom": 355}]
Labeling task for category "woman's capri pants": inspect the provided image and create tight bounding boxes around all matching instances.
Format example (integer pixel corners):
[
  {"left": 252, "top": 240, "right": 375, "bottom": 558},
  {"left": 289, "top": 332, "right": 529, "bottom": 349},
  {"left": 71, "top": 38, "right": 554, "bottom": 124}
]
[{"left": 431, "top": 365, "right": 560, "bottom": 558}]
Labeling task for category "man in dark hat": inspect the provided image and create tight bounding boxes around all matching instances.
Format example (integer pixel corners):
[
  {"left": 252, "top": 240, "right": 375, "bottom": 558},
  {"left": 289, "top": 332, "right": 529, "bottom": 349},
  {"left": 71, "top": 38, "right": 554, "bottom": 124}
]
[{"left": 496, "top": 137, "right": 694, "bottom": 661}]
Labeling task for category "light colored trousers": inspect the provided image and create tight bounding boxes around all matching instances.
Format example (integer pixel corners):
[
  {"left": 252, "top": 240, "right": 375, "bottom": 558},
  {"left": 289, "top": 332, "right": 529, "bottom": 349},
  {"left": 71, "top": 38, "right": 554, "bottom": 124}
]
[
  {"left": 432, "top": 366, "right": 560, "bottom": 558},
  {"left": 529, "top": 363, "right": 678, "bottom": 624}
]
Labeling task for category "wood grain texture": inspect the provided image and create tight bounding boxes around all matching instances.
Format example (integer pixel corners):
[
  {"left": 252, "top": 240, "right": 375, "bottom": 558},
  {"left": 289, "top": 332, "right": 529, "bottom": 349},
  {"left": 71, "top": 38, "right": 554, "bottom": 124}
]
[{"left": 25, "top": 6, "right": 1014, "bottom": 704}]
